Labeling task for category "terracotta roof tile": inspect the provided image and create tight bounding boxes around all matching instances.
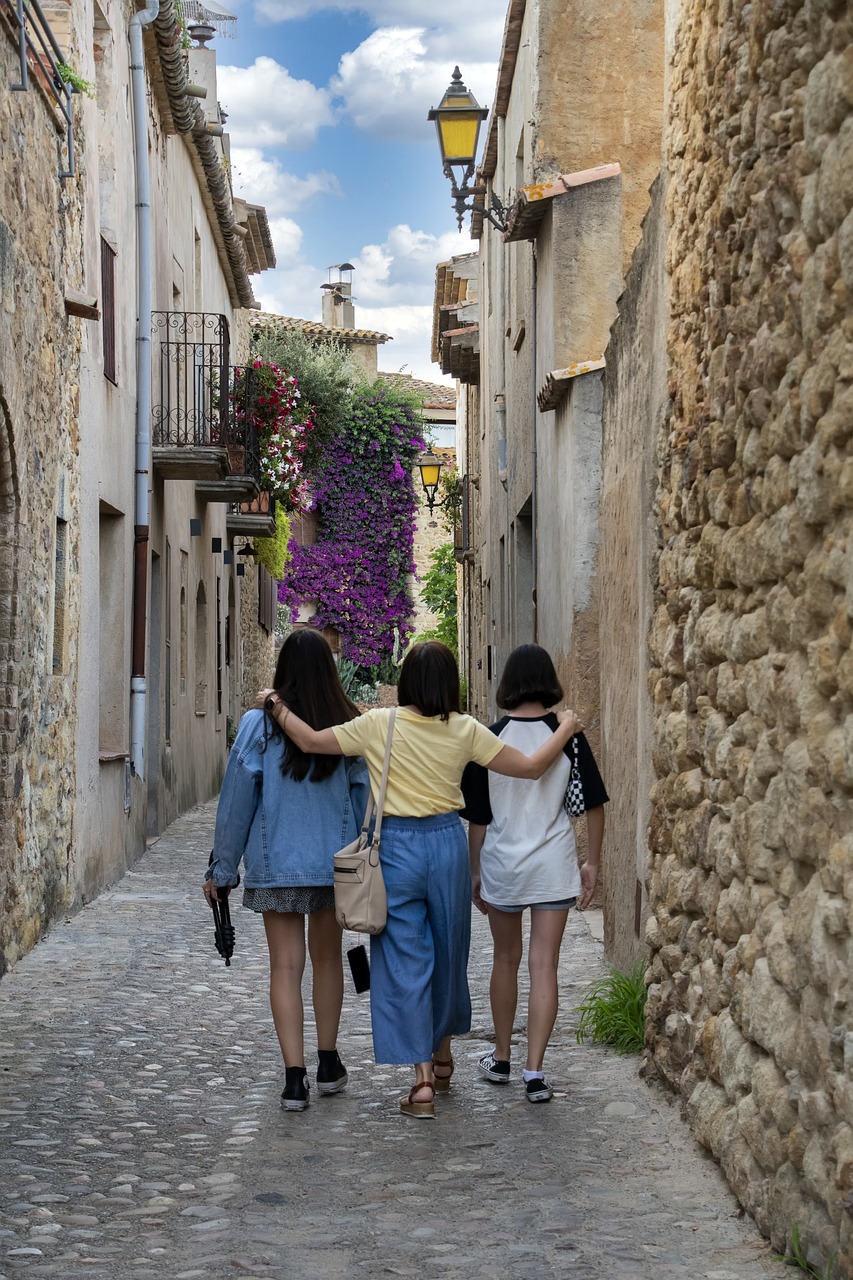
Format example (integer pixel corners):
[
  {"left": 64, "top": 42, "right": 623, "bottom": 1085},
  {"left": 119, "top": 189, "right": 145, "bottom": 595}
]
[{"left": 250, "top": 311, "right": 391, "bottom": 344}]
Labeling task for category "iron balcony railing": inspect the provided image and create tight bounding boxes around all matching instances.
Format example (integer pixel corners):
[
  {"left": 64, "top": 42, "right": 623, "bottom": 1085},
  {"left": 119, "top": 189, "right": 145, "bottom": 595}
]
[
  {"left": 5, "top": 0, "right": 76, "bottom": 178},
  {"left": 151, "top": 311, "right": 260, "bottom": 484}
]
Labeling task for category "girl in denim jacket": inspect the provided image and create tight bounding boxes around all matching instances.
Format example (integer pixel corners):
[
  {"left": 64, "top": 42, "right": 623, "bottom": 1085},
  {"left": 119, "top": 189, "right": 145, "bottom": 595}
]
[{"left": 204, "top": 630, "right": 369, "bottom": 1112}]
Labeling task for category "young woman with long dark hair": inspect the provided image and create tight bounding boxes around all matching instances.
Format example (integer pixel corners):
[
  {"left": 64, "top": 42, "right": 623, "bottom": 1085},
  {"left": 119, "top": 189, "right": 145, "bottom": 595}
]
[
  {"left": 257, "top": 640, "right": 583, "bottom": 1119},
  {"left": 204, "top": 629, "right": 369, "bottom": 1112}
]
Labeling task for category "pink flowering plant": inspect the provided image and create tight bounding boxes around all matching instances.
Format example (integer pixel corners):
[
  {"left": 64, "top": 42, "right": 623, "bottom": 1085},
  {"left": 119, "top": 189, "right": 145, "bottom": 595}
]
[
  {"left": 279, "top": 383, "right": 425, "bottom": 666},
  {"left": 232, "top": 360, "right": 315, "bottom": 512}
]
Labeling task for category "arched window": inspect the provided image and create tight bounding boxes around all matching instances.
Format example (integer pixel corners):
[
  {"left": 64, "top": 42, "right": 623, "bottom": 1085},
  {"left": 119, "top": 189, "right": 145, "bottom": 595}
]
[{"left": 195, "top": 581, "right": 208, "bottom": 714}]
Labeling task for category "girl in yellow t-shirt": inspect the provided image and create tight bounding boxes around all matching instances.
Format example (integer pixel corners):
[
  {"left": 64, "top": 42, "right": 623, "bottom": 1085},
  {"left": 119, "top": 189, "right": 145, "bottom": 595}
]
[{"left": 260, "top": 640, "right": 582, "bottom": 1120}]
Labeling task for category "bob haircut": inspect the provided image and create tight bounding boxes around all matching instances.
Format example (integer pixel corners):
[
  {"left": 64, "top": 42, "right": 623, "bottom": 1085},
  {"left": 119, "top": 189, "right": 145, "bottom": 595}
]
[
  {"left": 496, "top": 643, "right": 563, "bottom": 710},
  {"left": 397, "top": 641, "right": 460, "bottom": 722},
  {"left": 265, "top": 628, "right": 360, "bottom": 782}
]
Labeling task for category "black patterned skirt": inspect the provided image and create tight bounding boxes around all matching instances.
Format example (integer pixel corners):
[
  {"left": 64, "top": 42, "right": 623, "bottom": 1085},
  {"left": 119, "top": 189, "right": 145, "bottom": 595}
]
[{"left": 242, "top": 886, "right": 335, "bottom": 915}]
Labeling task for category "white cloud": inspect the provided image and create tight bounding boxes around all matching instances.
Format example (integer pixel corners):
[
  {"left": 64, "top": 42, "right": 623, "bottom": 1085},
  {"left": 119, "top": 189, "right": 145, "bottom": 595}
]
[
  {"left": 253, "top": 0, "right": 506, "bottom": 66},
  {"left": 352, "top": 223, "right": 471, "bottom": 304},
  {"left": 230, "top": 147, "right": 341, "bottom": 218},
  {"left": 359, "top": 303, "right": 445, "bottom": 384},
  {"left": 218, "top": 57, "right": 334, "bottom": 148},
  {"left": 331, "top": 27, "right": 497, "bottom": 142},
  {"left": 251, "top": 222, "right": 465, "bottom": 383}
]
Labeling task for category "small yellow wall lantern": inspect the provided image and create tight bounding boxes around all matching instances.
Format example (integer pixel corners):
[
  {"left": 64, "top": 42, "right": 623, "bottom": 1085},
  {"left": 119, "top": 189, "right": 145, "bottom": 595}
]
[{"left": 417, "top": 451, "right": 444, "bottom": 514}]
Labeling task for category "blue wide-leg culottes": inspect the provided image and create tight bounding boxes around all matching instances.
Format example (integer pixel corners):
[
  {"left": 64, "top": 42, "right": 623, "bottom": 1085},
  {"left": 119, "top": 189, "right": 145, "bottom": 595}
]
[{"left": 369, "top": 812, "right": 472, "bottom": 1064}]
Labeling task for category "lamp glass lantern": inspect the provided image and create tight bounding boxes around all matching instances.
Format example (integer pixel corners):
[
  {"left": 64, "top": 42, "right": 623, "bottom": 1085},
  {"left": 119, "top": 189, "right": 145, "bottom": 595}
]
[
  {"left": 417, "top": 451, "right": 444, "bottom": 513},
  {"left": 428, "top": 67, "right": 488, "bottom": 170}
]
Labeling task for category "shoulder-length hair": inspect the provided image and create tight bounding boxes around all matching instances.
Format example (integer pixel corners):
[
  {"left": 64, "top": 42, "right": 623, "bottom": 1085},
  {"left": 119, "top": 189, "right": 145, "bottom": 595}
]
[
  {"left": 397, "top": 641, "right": 460, "bottom": 722},
  {"left": 265, "top": 629, "right": 360, "bottom": 782},
  {"left": 496, "top": 643, "right": 563, "bottom": 710}
]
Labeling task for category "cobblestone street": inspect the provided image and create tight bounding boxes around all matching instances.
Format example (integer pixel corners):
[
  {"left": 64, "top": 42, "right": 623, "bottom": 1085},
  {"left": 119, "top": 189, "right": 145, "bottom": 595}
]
[{"left": 0, "top": 803, "right": 790, "bottom": 1280}]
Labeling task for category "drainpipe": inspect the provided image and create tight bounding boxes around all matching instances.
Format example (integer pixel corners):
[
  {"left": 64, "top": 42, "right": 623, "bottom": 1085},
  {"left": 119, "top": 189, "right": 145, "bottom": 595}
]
[{"left": 129, "top": 0, "right": 160, "bottom": 780}]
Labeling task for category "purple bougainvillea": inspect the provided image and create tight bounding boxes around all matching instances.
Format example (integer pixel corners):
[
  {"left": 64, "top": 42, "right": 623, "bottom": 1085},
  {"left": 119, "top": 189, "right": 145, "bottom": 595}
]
[{"left": 279, "top": 384, "right": 425, "bottom": 666}]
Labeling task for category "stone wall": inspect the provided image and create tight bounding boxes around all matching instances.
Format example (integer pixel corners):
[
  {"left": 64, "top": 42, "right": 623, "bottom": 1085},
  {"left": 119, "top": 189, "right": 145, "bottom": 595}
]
[
  {"left": 239, "top": 561, "right": 276, "bottom": 717},
  {"left": 600, "top": 174, "right": 668, "bottom": 973},
  {"left": 0, "top": 23, "right": 84, "bottom": 972},
  {"left": 645, "top": 0, "right": 853, "bottom": 1270}
]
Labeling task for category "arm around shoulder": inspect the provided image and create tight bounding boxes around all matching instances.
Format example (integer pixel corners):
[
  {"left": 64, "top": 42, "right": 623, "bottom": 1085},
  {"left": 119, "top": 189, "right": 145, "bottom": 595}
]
[{"left": 487, "top": 709, "right": 584, "bottom": 779}]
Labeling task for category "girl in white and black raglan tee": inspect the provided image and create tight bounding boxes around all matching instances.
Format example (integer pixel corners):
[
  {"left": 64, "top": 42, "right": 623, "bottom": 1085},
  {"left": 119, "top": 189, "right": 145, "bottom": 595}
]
[{"left": 460, "top": 715, "right": 608, "bottom": 908}]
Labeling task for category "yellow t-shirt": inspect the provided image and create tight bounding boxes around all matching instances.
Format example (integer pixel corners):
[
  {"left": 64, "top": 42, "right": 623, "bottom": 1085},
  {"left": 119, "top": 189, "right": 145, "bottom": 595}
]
[{"left": 332, "top": 707, "right": 505, "bottom": 817}]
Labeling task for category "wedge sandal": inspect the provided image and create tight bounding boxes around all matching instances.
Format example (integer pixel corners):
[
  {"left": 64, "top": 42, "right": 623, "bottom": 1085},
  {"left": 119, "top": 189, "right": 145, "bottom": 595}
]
[
  {"left": 399, "top": 1081, "right": 436, "bottom": 1119},
  {"left": 432, "top": 1055, "right": 454, "bottom": 1092}
]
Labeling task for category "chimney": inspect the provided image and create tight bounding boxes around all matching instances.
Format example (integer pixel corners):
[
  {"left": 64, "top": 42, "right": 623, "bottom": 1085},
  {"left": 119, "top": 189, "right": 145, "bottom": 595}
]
[{"left": 321, "top": 262, "right": 355, "bottom": 329}]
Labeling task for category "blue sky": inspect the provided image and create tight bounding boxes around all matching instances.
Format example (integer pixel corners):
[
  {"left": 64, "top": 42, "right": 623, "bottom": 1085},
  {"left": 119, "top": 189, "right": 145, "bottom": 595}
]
[{"left": 212, "top": 0, "right": 508, "bottom": 382}]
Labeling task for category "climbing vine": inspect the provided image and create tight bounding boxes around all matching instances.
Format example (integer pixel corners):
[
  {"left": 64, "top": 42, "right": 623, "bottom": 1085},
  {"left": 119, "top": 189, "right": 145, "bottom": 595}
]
[{"left": 280, "top": 383, "right": 425, "bottom": 666}]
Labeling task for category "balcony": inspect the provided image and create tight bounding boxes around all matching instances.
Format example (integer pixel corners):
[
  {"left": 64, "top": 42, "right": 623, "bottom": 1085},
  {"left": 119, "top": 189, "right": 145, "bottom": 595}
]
[
  {"left": 227, "top": 490, "right": 276, "bottom": 539},
  {"left": 4, "top": 0, "right": 76, "bottom": 179},
  {"left": 150, "top": 311, "right": 260, "bottom": 501}
]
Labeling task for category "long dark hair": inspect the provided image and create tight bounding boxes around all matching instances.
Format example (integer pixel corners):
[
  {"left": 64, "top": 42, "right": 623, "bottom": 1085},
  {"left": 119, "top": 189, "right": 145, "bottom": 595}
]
[
  {"left": 265, "top": 630, "right": 360, "bottom": 782},
  {"left": 496, "top": 643, "right": 563, "bottom": 710},
  {"left": 397, "top": 641, "right": 460, "bottom": 721}
]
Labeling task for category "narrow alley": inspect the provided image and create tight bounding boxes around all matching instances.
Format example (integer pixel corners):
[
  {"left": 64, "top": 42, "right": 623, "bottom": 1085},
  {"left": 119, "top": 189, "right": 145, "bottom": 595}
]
[{"left": 0, "top": 803, "right": 790, "bottom": 1280}]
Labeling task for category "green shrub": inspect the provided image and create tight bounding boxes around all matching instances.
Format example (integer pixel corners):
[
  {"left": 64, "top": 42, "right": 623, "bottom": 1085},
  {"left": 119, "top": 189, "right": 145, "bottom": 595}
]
[
  {"left": 575, "top": 961, "right": 648, "bottom": 1054},
  {"left": 254, "top": 510, "right": 291, "bottom": 581},
  {"left": 251, "top": 328, "right": 364, "bottom": 475},
  {"left": 417, "top": 541, "right": 458, "bottom": 657},
  {"left": 337, "top": 658, "right": 378, "bottom": 706}
]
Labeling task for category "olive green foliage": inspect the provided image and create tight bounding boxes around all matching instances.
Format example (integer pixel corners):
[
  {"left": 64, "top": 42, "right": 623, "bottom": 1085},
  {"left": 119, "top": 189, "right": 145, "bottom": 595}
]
[
  {"left": 575, "top": 962, "right": 648, "bottom": 1054},
  {"left": 416, "top": 541, "right": 458, "bottom": 657},
  {"left": 776, "top": 1225, "right": 837, "bottom": 1278},
  {"left": 252, "top": 329, "right": 365, "bottom": 475},
  {"left": 254, "top": 511, "right": 291, "bottom": 581},
  {"left": 57, "top": 63, "right": 96, "bottom": 97}
]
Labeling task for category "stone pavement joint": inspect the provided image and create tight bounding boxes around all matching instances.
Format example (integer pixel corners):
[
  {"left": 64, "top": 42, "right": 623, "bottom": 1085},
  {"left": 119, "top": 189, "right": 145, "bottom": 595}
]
[{"left": 0, "top": 801, "right": 790, "bottom": 1279}]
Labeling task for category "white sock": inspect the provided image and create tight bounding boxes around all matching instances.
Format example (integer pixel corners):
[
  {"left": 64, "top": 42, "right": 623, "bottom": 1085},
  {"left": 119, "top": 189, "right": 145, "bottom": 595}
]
[{"left": 523, "top": 1069, "right": 544, "bottom": 1082}]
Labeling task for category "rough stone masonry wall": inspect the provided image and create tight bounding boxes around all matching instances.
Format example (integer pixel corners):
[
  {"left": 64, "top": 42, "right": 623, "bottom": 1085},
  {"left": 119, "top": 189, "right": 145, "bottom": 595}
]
[
  {"left": 0, "top": 26, "right": 84, "bottom": 973},
  {"left": 645, "top": 0, "right": 853, "bottom": 1270}
]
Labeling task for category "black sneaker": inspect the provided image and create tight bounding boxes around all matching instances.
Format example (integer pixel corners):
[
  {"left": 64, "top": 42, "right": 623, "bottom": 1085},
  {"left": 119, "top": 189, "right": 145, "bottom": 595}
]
[
  {"left": 281, "top": 1065, "right": 309, "bottom": 1111},
  {"left": 478, "top": 1052, "right": 511, "bottom": 1083},
  {"left": 316, "top": 1050, "right": 348, "bottom": 1096},
  {"left": 524, "top": 1074, "right": 553, "bottom": 1103}
]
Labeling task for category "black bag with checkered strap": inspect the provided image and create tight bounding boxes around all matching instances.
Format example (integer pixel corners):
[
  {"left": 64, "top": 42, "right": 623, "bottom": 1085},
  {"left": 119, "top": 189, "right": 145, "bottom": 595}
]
[{"left": 563, "top": 736, "right": 585, "bottom": 818}]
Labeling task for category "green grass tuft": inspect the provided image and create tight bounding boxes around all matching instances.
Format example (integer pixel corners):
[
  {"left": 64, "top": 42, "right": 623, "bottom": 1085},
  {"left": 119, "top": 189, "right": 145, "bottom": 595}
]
[
  {"left": 776, "top": 1223, "right": 837, "bottom": 1278},
  {"left": 575, "top": 961, "right": 648, "bottom": 1054}
]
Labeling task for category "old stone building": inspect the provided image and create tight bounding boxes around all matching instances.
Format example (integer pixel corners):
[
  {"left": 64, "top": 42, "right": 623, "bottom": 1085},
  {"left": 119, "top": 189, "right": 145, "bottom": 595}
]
[
  {"left": 0, "top": 0, "right": 274, "bottom": 972},
  {"left": 0, "top": 5, "right": 85, "bottom": 973},
  {"left": 444, "top": 0, "right": 664, "bottom": 919},
  {"left": 443, "top": 0, "right": 852, "bottom": 1270}
]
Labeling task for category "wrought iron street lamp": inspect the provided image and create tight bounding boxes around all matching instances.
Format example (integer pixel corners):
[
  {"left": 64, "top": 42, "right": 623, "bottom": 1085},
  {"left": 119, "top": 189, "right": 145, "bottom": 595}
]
[
  {"left": 418, "top": 451, "right": 463, "bottom": 516},
  {"left": 418, "top": 451, "right": 444, "bottom": 513},
  {"left": 428, "top": 68, "right": 507, "bottom": 232}
]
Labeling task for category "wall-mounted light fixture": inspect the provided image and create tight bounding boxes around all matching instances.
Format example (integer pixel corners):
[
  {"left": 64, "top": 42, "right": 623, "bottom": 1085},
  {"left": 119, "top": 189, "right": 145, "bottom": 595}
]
[
  {"left": 417, "top": 451, "right": 463, "bottom": 516},
  {"left": 428, "top": 68, "right": 508, "bottom": 232}
]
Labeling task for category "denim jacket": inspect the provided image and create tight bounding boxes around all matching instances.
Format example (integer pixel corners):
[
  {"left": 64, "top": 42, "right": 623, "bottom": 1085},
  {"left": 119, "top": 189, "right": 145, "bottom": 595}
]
[{"left": 208, "top": 709, "right": 370, "bottom": 889}]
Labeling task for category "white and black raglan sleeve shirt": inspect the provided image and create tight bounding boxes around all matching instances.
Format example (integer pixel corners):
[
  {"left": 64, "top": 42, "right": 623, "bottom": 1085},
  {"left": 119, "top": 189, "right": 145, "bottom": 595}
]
[{"left": 460, "top": 715, "right": 609, "bottom": 908}]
